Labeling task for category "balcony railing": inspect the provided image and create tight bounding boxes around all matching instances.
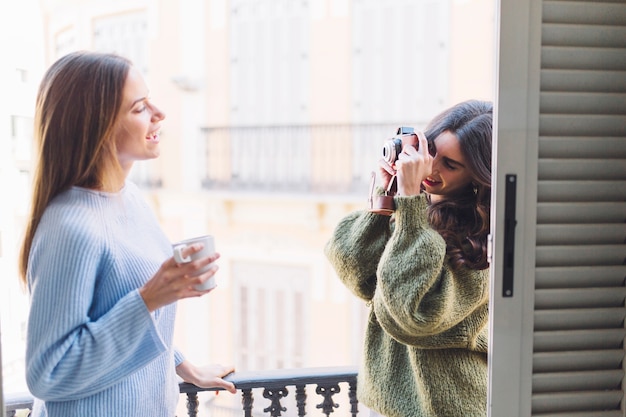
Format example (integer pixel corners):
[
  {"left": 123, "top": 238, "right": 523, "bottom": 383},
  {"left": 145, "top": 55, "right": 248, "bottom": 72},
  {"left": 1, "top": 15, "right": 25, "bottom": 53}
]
[
  {"left": 131, "top": 122, "right": 430, "bottom": 194},
  {"left": 5, "top": 366, "right": 359, "bottom": 417},
  {"left": 199, "top": 123, "right": 412, "bottom": 194}
]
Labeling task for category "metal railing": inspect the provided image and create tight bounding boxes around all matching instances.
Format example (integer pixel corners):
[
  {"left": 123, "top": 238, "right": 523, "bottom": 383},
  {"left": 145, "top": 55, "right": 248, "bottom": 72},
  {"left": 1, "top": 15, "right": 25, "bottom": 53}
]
[
  {"left": 130, "top": 122, "right": 429, "bottom": 194},
  {"left": 199, "top": 123, "right": 406, "bottom": 194},
  {"left": 5, "top": 366, "right": 359, "bottom": 417}
]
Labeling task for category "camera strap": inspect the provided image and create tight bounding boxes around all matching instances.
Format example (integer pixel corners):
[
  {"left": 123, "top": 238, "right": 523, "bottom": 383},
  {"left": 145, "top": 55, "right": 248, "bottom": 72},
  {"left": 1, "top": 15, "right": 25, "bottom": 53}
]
[
  {"left": 385, "top": 175, "right": 398, "bottom": 196},
  {"left": 368, "top": 172, "right": 397, "bottom": 216}
]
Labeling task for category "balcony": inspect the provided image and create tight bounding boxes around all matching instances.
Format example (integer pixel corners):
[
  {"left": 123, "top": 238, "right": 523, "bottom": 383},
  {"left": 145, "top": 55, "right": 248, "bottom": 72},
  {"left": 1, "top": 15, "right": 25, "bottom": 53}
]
[
  {"left": 132, "top": 123, "right": 427, "bottom": 194},
  {"left": 5, "top": 366, "right": 359, "bottom": 417}
]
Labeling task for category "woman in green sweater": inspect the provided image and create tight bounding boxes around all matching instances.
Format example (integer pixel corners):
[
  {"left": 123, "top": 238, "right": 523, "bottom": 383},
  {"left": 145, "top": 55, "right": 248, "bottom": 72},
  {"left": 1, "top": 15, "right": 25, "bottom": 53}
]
[{"left": 325, "top": 100, "right": 492, "bottom": 417}]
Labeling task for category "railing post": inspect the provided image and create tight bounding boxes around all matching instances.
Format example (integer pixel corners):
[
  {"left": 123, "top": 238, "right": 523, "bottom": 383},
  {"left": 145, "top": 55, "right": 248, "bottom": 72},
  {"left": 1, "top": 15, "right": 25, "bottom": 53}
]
[
  {"left": 315, "top": 384, "right": 340, "bottom": 416},
  {"left": 349, "top": 379, "right": 359, "bottom": 417},
  {"left": 262, "top": 387, "right": 288, "bottom": 416},
  {"left": 241, "top": 388, "right": 253, "bottom": 417},
  {"left": 185, "top": 392, "right": 199, "bottom": 417},
  {"left": 295, "top": 384, "right": 306, "bottom": 417}
]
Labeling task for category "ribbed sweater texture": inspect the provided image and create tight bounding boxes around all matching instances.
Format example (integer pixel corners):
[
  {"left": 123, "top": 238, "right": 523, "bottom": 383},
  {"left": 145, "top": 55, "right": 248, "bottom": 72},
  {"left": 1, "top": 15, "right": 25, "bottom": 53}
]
[
  {"left": 324, "top": 193, "right": 489, "bottom": 417},
  {"left": 26, "top": 182, "right": 184, "bottom": 417}
]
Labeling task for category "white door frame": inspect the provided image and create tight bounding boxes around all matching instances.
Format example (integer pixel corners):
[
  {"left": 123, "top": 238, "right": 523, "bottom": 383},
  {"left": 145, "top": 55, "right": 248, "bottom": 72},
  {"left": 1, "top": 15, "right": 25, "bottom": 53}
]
[{"left": 488, "top": 0, "right": 542, "bottom": 415}]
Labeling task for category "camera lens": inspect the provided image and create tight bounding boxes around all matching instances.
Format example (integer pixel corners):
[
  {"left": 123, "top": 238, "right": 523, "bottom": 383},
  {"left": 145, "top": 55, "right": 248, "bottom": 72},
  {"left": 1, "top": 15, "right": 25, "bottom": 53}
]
[{"left": 382, "top": 138, "right": 403, "bottom": 164}]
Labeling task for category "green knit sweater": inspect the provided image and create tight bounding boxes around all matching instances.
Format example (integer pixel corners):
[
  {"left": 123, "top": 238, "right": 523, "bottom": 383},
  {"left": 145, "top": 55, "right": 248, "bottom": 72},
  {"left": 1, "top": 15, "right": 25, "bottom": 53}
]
[{"left": 324, "top": 193, "right": 489, "bottom": 417}]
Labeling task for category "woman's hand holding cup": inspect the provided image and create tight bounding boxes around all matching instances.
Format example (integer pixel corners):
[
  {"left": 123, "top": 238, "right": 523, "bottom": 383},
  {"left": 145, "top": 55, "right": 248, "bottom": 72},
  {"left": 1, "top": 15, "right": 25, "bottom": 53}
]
[{"left": 140, "top": 235, "right": 219, "bottom": 312}]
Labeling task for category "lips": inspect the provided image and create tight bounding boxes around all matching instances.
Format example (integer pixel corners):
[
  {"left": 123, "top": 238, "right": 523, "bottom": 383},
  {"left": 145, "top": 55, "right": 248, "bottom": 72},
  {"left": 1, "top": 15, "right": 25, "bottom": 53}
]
[
  {"left": 146, "top": 130, "right": 160, "bottom": 143},
  {"left": 423, "top": 177, "right": 440, "bottom": 187}
]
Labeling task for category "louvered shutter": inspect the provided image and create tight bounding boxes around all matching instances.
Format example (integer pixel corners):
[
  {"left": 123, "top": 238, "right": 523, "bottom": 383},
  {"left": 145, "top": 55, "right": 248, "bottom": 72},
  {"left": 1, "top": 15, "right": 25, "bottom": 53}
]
[
  {"left": 532, "top": 1, "right": 626, "bottom": 416},
  {"left": 489, "top": 0, "right": 626, "bottom": 415}
]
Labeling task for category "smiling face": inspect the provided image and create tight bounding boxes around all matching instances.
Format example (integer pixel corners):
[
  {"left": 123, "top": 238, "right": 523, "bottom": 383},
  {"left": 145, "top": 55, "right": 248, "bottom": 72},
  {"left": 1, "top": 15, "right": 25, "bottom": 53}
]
[
  {"left": 114, "top": 66, "right": 165, "bottom": 174},
  {"left": 422, "top": 130, "right": 474, "bottom": 201}
]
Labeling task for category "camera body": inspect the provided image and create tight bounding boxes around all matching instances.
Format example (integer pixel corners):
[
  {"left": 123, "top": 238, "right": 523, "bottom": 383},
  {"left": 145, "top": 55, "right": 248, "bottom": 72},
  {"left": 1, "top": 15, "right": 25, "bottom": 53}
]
[
  {"left": 370, "top": 126, "right": 418, "bottom": 216},
  {"left": 381, "top": 126, "right": 417, "bottom": 164}
]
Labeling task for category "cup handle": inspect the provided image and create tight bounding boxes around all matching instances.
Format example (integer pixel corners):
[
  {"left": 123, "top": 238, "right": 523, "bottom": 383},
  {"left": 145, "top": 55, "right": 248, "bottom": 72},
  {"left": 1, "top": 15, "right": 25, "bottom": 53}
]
[{"left": 173, "top": 244, "right": 191, "bottom": 263}]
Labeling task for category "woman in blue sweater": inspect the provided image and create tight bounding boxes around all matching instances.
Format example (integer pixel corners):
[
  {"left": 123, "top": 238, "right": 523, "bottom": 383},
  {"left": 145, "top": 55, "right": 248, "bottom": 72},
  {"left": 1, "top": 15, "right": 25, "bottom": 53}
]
[
  {"left": 19, "top": 51, "right": 236, "bottom": 417},
  {"left": 325, "top": 100, "right": 493, "bottom": 416}
]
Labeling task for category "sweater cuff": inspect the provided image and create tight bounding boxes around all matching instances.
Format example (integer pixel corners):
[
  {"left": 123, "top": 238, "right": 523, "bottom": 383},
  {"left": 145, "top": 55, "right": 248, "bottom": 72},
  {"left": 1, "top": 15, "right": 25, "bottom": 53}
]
[
  {"left": 393, "top": 193, "right": 429, "bottom": 228},
  {"left": 174, "top": 349, "right": 185, "bottom": 367}
]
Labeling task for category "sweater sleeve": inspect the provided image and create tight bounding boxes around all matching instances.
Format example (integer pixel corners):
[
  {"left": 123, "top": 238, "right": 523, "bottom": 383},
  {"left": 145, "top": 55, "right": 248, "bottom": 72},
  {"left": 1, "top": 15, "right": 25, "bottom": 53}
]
[
  {"left": 372, "top": 194, "right": 490, "bottom": 349},
  {"left": 324, "top": 208, "right": 392, "bottom": 301},
  {"left": 26, "top": 211, "right": 168, "bottom": 401}
]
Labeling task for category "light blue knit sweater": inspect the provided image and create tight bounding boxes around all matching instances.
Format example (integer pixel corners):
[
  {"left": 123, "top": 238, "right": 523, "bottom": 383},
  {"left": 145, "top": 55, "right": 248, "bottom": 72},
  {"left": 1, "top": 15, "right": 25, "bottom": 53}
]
[{"left": 26, "top": 182, "right": 184, "bottom": 417}]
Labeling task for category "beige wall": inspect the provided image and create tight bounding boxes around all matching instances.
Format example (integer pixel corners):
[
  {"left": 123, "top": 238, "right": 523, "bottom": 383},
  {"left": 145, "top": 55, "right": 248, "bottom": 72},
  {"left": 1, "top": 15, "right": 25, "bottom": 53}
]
[
  {"left": 310, "top": 15, "right": 352, "bottom": 124},
  {"left": 449, "top": 0, "right": 496, "bottom": 104}
]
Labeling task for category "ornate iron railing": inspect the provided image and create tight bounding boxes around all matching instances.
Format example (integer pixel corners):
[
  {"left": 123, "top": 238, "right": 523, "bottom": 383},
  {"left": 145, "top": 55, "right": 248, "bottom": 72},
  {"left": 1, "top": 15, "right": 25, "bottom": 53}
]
[{"left": 5, "top": 366, "right": 359, "bottom": 417}]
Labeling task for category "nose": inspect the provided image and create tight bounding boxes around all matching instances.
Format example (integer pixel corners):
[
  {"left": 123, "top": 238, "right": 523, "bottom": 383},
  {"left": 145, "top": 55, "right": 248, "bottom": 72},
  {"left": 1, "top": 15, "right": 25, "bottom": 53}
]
[
  {"left": 431, "top": 154, "right": 441, "bottom": 175},
  {"left": 150, "top": 103, "right": 166, "bottom": 121}
]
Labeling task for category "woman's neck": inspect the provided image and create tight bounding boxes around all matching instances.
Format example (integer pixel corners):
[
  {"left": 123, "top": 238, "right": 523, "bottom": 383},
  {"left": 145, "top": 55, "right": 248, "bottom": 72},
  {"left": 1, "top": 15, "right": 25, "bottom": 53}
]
[{"left": 97, "top": 164, "right": 129, "bottom": 192}]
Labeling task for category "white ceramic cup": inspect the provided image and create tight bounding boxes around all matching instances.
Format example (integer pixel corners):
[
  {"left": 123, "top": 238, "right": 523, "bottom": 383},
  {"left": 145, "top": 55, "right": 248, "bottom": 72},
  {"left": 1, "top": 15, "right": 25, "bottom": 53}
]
[{"left": 172, "top": 235, "right": 217, "bottom": 291}]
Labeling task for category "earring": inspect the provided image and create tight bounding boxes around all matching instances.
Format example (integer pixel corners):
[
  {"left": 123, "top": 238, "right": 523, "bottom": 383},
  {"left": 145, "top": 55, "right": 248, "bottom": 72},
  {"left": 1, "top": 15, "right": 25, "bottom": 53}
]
[{"left": 472, "top": 184, "right": 478, "bottom": 195}]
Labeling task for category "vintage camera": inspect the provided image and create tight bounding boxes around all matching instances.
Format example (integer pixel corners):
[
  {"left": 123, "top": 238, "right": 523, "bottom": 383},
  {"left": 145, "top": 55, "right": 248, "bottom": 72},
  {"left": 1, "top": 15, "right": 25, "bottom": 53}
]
[
  {"left": 381, "top": 126, "right": 416, "bottom": 164},
  {"left": 369, "top": 126, "right": 418, "bottom": 216}
]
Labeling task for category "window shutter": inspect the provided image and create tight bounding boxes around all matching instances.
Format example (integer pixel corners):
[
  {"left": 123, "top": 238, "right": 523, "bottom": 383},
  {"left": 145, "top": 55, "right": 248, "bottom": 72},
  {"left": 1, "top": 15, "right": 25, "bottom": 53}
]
[{"left": 532, "top": 1, "right": 626, "bottom": 415}]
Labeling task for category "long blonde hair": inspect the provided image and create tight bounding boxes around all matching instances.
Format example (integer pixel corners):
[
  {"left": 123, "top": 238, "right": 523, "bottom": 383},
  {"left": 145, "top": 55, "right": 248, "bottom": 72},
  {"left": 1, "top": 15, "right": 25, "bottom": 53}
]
[{"left": 19, "top": 51, "right": 131, "bottom": 284}]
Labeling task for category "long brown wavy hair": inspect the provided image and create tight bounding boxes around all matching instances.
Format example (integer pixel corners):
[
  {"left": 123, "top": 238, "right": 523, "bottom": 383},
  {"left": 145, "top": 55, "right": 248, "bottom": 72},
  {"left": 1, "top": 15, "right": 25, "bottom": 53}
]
[
  {"left": 18, "top": 51, "right": 131, "bottom": 284},
  {"left": 424, "top": 100, "right": 493, "bottom": 270}
]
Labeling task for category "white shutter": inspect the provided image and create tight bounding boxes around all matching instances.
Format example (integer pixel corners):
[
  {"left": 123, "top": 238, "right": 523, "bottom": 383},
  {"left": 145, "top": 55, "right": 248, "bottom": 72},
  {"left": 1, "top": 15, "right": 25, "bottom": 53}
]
[
  {"left": 490, "top": 0, "right": 626, "bottom": 416},
  {"left": 532, "top": 1, "right": 626, "bottom": 416}
]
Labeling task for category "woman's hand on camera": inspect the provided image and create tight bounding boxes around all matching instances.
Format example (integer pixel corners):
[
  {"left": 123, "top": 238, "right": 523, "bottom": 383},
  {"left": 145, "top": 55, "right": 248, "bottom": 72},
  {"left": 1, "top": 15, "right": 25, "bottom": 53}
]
[
  {"left": 395, "top": 131, "right": 433, "bottom": 196},
  {"left": 377, "top": 157, "right": 397, "bottom": 190},
  {"left": 139, "top": 244, "right": 220, "bottom": 312}
]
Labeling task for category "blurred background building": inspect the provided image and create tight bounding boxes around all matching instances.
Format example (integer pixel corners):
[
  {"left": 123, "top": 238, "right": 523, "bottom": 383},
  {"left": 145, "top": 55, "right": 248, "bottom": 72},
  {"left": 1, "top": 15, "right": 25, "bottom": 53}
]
[{"left": 1, "top": 0, "right": 495, "bottom": 414}]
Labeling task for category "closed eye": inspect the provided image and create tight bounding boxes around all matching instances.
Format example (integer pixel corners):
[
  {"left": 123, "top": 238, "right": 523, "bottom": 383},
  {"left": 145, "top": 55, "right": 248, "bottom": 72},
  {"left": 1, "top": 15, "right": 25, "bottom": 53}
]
[{"left": 443, "top": 157, "right": 463, "bottom": 170}]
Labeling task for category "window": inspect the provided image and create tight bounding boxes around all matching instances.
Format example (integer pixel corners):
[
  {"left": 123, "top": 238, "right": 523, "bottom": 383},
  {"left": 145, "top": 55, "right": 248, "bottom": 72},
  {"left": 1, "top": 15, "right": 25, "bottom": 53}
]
[
  {"left": 230, "top": 0, "right": 310, "bottom": 126},
  {"left": 233, "top": 260, "right": 308, "bottom": 370},
  {"left": 92, "top": 10, "right": 149, "bottom": 74},
  {"left": 352, "top": 0, "right": 449, "bottom": 123}
]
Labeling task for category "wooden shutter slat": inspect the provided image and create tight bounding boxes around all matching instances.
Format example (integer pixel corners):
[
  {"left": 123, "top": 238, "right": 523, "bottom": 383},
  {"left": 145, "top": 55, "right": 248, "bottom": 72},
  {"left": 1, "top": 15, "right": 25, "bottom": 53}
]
[
  {"left": 540, "top": 69, "right": 626, "bottom": 93},
  {"left": 534, "top": 329, "right": 626, "bottom": 352},
  {"left": 540, "top": 92, "right": 626, "bottom": 115},
  {"left": 541, "top": 46, "right": 626, "bottom": 71},
  {"left": 532, "top": 390, "right": 622, "bottom": 414},
  {"left": 533, "top": 350, "right": 625, "bottom": 372},
  {"left": 537, "top": 181, "right": 626, "bottom": 202},
  {"left": 536, "top": 244, "right": 625, "bottom": 266},
  {"left": 536, "top": 224, "right": 626, "bottom": 244},
  {"left": 543, "top": 1, "right": 626, "bottom": 26},
  {"left": 533, "top": 370, "right": 623, "bottom": 392},
  {"left": 540, "top": 114, "right": 626, "bottom": 136},
  {"left": 535, "top": 265, "right": 626, "bottom": 289},
  {"left": 536, "top": 202, "right": 626, "bottom": 223},
  {"left": 534, "top": 308, "right": 626, "bottom": 331},
  {"left": 538, "top": 137, "right": 626, "bottom": 158},
  {"left": 532, "top": 411, "right": 623, "bottom": 417},
  {"left": 535, "top": 288, "right": 626, "bottom": 309},
  {"left": 542, "top": 23, "right": 626, "bottom": 48},
  {"left": 538, "top": 159, "right": 625, "bottom": 180}
]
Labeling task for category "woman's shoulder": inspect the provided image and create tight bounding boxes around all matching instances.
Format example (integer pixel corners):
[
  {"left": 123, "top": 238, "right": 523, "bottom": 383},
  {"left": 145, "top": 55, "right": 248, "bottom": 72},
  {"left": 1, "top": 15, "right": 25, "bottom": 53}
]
[{"left": 38, "top": 188, "right": 110, "bottom": 239}]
